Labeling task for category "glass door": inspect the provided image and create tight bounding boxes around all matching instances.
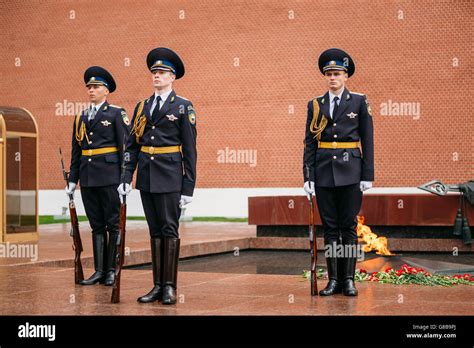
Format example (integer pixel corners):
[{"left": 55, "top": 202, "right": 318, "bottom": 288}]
[{"left": 6, "top": 136, "right": 36, "bottom": 233}]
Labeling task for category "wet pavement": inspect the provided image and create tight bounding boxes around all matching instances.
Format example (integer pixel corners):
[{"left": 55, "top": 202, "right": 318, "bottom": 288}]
[
  {"left": 0, "top": 222, "right": 472, "bottom": 316},
  {"left": 0, "top": 221, "right": 256, "bottom": 268},
  {"left": 0, "top": 265, "right": 472, "bottom": 315}
]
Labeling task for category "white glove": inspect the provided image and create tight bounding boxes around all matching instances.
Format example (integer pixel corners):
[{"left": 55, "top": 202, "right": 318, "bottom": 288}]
[
  {"left": 303, "top": 181, "right": 315, "bottom": 200},
  {"left": 179, "top": 195, "right": 193, "bottom": 208},
  {"left": 117, "top": 183, "right": 132, "bottom": 196},
  {"left": 65, "top": 182, "right": 76, "bottom": 196},
  {"left": 117, "top": 183, "right": 132, "bottom": 203},
  {"left": 360, "top": 181, "right": 373, "bottom": 192}
]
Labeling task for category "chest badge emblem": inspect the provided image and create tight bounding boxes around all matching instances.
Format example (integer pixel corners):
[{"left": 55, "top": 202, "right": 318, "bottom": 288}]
[
  {"left": 346, "top": 112, "right": 358, "bottom": 119},
  {"left": 166, "top": 114, "right": 178, "bottom": 122}
]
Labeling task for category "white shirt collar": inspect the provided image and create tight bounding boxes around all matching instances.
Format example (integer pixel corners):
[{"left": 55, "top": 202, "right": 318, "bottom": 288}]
[
  {"left": 329, "top": 88, "right": 344, "bottom": 103},
  {"left": 91, "top": 100, "right": 105, "bottom": 111},
  {"left": 154, "top": 89, "right": 172, "bottom": 102}
]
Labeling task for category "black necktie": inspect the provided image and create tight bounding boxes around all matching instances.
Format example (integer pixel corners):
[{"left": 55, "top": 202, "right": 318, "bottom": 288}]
[
  {"left": 332, "top": 96, "right": 339, "bottom": 119},
  {"left": 151, "top": 95, "right": 161, "bottom": 121}
]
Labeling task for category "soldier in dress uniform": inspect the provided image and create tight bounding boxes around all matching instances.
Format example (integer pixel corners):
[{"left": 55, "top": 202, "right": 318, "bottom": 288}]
[
  {"left": 303, "top": 48, "right": 374, "bottom": 296},
  {"left": 118, "top": 47, "right": 197, "bottom": 305},
  {"left": 66, "top": 66, "right": 131, "bottom": 286}
]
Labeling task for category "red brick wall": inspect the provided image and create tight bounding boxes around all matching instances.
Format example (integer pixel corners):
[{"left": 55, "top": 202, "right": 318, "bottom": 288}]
[{"left": 0, "top": 0, "right": 472, "bottom": 189}]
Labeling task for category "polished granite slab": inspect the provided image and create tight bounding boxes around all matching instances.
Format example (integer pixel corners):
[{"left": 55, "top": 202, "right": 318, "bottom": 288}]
[{"left": 0, "top": 266, "right": 472, "bottom": 316}]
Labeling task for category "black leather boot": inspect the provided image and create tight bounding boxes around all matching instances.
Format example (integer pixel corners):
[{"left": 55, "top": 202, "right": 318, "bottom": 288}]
[
  {"left": 162, "top": 238, "right": 180, "bottom": 305},
  {"left": 104, "top": 232, "right": 119, "bottom": 286},
  {"left": 319, "top": 257, "right": 342, "bottom": 296},
  {"left": 80, "top": 233, "right": 106, "bottom": 285},
  {"left": 342, "top": 256, "right": 358, "bottom": 296},
  {"left": 138, "top": 238, "right": 163, "bottom": 303},
  {"left": 337, "top": 256, "right": 345, "bottom": 287}
]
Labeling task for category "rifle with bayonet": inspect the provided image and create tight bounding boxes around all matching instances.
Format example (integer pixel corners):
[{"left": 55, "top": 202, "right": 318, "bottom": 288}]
[
  {"left": 306, "top": 166, "right": 318, "bottom": 296},
  {"left": 59, "top": 147, "right": 84, "bottom": 284},
  {"left": 111, "top": 136, "right": 129, "bottom": 303}
]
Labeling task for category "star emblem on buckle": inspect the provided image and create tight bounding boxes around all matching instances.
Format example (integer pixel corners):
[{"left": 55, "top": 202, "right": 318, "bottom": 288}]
[
  {"left": 148, "top": 146, "right": 154, "bottom": 155},
  {"left": 332, "top": 142, "right": 337, "bottom": 149},
  {"left": 88, "top": 149, "right": 93, "bottom": 156}
]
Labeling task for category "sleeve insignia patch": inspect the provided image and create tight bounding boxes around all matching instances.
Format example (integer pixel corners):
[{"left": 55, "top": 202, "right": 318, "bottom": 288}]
[
  {"left": 188, "top": 107, "right": 196, "bottom": 125},
  {"left": 121, "top": 110, "right": 130, "bottom": 125}
]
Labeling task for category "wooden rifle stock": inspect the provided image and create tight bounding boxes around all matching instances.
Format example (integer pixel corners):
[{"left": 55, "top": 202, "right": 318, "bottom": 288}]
[
  {"left": 309, "top": 194, "right": 318, "bottom": 296},
  {"left": 59, "top": 148, "right": 84, "bottom": 284},
  {"left": 111, "top": 184, "right": 127, "bottom": 303}
]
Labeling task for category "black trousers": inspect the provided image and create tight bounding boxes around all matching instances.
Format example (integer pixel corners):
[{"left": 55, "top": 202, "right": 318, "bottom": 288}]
[
  {"left": 140, "top": 191, "right": 181, "bottom": 238},
  {"left": 81, "top": 185, "right": 120, "bottom": 237},
  {"left": 315, "top": 183, "right": 362, "bottom": 246}
]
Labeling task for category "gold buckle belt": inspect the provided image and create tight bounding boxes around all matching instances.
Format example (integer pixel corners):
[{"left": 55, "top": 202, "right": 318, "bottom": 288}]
[
  {"left": 318, "top": 141, "right": 359, "bottom": 149},
  {"left": 82, "top": 146, "right": 119, "bottom": 156},
  {"left": 140, "top": 145, "right": 181, "bottom": 155}
]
